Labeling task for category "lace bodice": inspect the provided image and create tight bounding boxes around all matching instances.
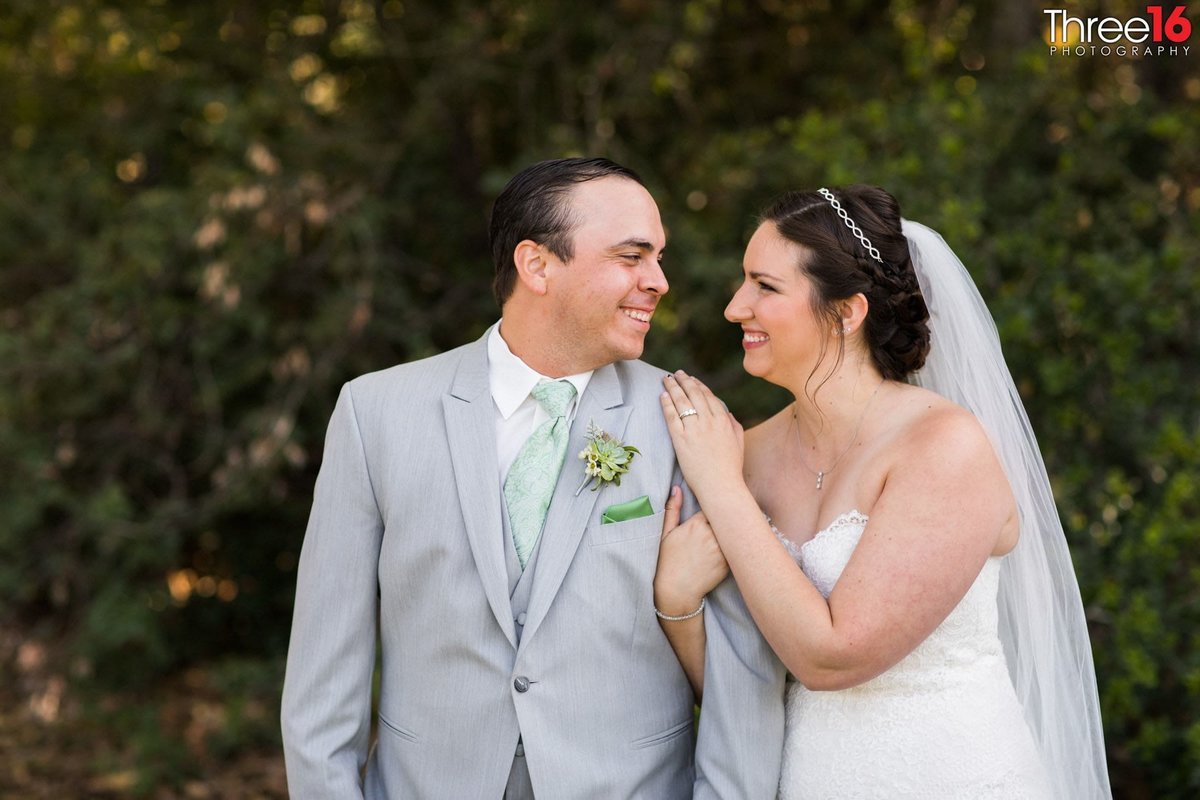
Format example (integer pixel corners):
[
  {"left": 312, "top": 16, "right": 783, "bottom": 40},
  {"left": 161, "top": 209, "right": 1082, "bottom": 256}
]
[
  {"left": 771, "top": 510, "right": 1006, "bottom": 689},
  {"left": 772, "top": 511, "right": 1052, "bottom": 799}
]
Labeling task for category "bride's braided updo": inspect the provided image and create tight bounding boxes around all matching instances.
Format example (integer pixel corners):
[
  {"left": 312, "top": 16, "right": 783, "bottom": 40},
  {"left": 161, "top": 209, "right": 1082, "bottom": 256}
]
[{"left": 760, "top": 185, "right": 930, "bottom": 380}]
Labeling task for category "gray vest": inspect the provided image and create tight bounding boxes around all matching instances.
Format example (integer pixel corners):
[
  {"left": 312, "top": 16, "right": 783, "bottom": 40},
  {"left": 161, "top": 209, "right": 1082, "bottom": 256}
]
[
  {"left": 500, "top": 488, "right": 544, "bottom": 799},
  {"left": 499, "top": 402, "right": 580, "bottom": 798},
  {"left": 500, "top": 489, "right": 542, "bottom": 642}
]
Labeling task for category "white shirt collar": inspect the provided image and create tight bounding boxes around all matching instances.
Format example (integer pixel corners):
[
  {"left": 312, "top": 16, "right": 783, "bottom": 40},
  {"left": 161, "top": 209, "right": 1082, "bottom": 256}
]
[{"left": 487, "top": 322, "right": 593, "bottom": 419}]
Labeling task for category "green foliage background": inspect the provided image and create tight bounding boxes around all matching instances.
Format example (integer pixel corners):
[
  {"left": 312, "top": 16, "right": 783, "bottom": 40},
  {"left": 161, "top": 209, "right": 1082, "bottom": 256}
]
[{"left": 1, "top": 0, "right": 1197, "bottom": 795}]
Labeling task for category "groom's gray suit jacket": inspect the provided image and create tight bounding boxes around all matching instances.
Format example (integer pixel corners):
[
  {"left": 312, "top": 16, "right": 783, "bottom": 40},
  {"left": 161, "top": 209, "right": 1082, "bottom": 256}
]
[{"left": 281, "top": 330, "right": 785, "bottom": 798}]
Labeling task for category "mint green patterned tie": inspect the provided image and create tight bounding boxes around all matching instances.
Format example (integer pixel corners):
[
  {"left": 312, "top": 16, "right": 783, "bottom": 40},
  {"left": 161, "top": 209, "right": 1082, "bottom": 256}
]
[{"left": 504, "top": 379, "right": 578, "bottom": 569}]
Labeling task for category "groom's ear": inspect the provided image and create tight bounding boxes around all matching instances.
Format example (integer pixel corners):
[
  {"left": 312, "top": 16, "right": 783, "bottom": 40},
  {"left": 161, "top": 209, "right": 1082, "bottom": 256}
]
[
  {"left": 513, "top": 239, "right": 549, "bottom": 296},
  {"left": 840, "top": 292, "right": 869, "bottom": 336}
]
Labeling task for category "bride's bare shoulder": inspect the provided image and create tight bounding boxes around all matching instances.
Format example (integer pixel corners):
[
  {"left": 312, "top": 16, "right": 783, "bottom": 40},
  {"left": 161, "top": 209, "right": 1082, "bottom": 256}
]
[{"left": 888, "top": 383, "right": 1003, "bottom": 476}]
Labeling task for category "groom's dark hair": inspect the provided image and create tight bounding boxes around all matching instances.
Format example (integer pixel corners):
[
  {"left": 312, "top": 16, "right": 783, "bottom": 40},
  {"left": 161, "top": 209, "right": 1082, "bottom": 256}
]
[{"left": 489, "top": 157, "right": 644, "bottom": 307}]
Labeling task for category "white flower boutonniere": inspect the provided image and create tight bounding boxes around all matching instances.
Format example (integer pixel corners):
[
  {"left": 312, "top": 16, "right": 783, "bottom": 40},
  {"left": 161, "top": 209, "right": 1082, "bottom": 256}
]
[{"left": 575, "top": 420, "right": 640, "bottom": 494}]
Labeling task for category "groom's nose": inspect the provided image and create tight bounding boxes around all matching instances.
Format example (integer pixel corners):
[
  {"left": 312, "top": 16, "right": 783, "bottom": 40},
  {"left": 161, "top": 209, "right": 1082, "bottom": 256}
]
[{"left": 639, "top": 258, "right": 668, "bottom": 296}]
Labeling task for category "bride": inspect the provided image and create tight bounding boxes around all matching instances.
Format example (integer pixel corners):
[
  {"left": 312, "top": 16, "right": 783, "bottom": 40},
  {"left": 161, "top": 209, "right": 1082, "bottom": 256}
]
[{"left": 652, "top": 186, "right": 1111, "bottom": 798}]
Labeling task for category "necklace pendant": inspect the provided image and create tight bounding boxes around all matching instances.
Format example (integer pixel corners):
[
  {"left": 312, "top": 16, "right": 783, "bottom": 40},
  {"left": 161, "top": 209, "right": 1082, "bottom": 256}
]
[{"left": 816, "top": 471, "right": 824, "bottom": 490}]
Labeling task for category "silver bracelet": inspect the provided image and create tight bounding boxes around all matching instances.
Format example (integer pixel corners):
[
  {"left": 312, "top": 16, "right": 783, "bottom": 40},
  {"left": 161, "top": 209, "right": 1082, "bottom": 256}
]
[{"left": 654, "top": 597, "right": 705, "bottom": 621}]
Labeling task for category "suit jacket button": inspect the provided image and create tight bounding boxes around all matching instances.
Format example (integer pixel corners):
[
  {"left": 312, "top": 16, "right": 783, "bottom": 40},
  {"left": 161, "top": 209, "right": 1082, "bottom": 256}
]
[
  {"left": 514, "top": 676, "right": 530, "bottom": 693},
  {"left": 516, "top": 612, "right": 527, "bottom": 626}
]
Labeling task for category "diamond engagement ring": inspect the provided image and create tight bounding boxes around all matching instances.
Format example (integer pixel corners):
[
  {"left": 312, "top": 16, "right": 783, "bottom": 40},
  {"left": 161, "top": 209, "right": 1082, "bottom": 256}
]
[{"left": 678, "top": 408, "right": 698, "bottom": 420}]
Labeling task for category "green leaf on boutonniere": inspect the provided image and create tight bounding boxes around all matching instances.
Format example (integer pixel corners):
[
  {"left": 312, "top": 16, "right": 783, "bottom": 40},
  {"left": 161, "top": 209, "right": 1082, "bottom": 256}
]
[{"left": 576, "top": 420, "right": 640, "bottom": 493}]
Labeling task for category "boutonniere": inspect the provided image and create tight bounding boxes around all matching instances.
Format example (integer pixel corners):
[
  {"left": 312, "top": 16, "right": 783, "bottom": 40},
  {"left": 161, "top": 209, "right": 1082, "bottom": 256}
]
[{"left": 574, "top": 420, "right": 640, "bottom": 495}]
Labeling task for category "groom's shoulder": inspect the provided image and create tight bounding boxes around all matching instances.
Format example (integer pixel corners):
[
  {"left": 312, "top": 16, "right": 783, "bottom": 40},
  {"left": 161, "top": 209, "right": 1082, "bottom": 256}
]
[
  {"left": 614, "top": 357, "right": 672, "bottom": 401},
  {"left": 346, "top": 339, "right": 479, "bottom": 401}
]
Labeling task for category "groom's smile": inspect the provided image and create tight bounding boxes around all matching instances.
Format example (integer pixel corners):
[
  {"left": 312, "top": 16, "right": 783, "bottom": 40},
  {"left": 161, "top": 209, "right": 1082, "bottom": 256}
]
[{"left": 620, "top": 305, "right": 655, "bottom": 328}]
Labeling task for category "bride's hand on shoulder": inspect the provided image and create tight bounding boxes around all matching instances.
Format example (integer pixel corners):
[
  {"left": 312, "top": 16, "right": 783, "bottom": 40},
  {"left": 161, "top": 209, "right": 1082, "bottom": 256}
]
[
  {"left": 660, "top": 370, "right": 745, "bottom": 497},
  {"left": 654, "top": 486, "right": 729, "bottom": 615}
]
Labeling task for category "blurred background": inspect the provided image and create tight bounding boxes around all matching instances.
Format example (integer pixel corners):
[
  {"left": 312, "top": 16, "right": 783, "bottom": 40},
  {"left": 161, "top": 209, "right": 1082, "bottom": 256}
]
[{"left": 1, "top": 0, "right": 1196, "bottom": 797}]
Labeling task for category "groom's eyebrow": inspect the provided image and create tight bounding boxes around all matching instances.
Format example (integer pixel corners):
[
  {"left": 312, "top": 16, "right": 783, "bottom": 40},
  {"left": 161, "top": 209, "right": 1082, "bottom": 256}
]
[{"left": 610, "top": 238, "right": 656, "bottom": 251}]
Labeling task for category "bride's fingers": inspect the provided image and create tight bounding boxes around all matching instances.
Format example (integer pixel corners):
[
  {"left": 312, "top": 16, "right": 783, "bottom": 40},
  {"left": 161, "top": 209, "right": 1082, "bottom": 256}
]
[
  {"left": 683, "top": 372, "right": 728, "bottom": 418},
  {"left": 675, "top": 370, "right": 729, "bottom": 422},
  {"left": 663, "top": 373, "right": 699, "bottom": 420},
  {"left": 660, "top": 485, "right": 682, "bottom": 539},
  {"left": 668, "top": 370, "right": 709, "bottom": 418},
  {"left": 660, "top": 390, "right": 685, "bottom": 435}
]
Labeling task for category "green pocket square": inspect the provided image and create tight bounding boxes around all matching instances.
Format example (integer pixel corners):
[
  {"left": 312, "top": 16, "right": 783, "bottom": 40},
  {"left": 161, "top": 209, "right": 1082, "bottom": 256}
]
[{"left": 601, "top": 495, "right": 654, "bottom": 524}]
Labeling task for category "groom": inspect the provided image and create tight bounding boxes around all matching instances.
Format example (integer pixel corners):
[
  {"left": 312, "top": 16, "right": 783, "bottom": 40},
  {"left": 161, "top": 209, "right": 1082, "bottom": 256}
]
[{"left": 281, "top": 157, "right": 785, "bottom": 798}]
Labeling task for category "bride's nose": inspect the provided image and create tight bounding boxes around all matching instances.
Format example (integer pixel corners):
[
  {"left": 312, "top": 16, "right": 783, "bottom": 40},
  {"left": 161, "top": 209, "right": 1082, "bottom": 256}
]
[{"left": 725, "top": 285, "right": 751, "bottom": 323}]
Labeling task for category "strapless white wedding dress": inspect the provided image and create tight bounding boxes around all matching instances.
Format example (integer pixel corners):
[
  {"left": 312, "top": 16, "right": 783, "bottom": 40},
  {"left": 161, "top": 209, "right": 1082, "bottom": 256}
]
[{"left": 773, "top": 511, "right": 1053, "bottom": 800}]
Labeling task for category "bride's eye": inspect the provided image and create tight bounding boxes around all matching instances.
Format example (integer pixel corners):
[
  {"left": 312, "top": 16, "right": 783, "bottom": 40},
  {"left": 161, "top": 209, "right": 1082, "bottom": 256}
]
[{"left": 757, "top": 281, "right": 777, "bottom": 293}]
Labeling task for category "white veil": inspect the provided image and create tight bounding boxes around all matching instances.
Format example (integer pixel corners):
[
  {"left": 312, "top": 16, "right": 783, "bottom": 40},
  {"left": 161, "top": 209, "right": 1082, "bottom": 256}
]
[{"left": 903, "top": 219, "right": 1111, "bottom": 798}]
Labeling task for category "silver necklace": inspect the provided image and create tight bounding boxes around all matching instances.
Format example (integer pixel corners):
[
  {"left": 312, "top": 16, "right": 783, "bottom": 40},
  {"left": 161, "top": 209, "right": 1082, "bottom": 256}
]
[{"left": 792, "top": 379, "right": 884, "bottom": 490}]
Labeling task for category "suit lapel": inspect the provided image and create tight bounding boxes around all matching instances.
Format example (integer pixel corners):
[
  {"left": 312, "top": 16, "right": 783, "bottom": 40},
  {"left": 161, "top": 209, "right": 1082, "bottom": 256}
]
[
  {"left": 443, "top": 333, "right": 517, "bottom": 648},
  {"left": 520, "top": 362, "right": 630, "bottom": 647}
]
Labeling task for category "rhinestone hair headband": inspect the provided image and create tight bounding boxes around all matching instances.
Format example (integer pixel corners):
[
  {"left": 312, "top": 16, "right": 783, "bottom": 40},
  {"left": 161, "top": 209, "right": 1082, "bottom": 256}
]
[{"left": 818, "top": 187, "right": 883, "bottom": 264}]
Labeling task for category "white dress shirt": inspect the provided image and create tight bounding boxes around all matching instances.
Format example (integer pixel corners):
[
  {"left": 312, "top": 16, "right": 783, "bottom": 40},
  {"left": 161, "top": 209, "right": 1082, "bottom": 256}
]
[{"left": 487, "top": 322, "right": 593, "bottom": 484}]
